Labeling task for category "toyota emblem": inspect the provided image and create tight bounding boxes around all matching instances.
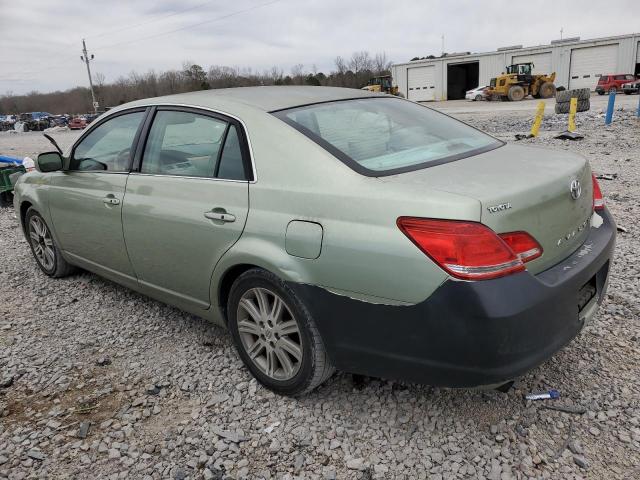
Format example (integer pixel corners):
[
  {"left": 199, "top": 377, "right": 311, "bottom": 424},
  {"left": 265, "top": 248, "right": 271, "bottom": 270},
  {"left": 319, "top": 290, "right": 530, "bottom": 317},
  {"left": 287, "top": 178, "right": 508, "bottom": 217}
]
[{"left": 570, "top": 179, "right": 582, "bottom": 200}]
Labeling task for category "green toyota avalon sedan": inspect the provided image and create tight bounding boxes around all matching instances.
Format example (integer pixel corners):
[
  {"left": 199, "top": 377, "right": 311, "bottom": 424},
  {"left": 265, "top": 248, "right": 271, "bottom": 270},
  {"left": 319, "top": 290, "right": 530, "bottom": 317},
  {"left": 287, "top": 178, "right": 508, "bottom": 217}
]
[{"left": 14, "top": 86, "right": 615, "bottom": 395}]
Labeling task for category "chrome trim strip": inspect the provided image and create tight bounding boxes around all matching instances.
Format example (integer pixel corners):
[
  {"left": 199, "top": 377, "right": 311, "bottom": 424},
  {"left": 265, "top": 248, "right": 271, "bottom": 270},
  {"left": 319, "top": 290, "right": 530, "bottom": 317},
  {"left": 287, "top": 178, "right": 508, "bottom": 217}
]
[{"left": 128, "top": 172, "right": 248, "bottom": 184}]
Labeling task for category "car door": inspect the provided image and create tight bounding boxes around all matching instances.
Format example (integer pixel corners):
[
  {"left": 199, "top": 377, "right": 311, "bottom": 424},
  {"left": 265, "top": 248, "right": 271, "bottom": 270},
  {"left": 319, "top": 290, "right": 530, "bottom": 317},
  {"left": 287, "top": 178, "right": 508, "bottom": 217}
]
[
  {"left": 48, "top": 109, "right": 147, "bottom": 283},
  {"left": 122, "top": 107, "right": 251, "bottom": 310}
]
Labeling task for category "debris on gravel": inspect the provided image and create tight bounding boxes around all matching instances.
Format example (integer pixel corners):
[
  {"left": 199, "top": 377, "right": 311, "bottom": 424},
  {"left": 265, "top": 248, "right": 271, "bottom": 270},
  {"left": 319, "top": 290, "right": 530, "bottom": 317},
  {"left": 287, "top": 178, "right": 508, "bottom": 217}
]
[{"left": 1, "top": 111, "right": 639, "bottom": 479}]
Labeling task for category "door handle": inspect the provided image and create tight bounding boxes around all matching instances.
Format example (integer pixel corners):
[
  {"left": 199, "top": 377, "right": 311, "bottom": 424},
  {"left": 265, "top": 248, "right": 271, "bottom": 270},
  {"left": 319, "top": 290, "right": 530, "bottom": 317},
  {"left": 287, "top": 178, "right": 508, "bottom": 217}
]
[
  {"left": 204, "top": 211, "right": 236, "bottom": 223},
  {"left": 103, "top": 196, "right": 120, "bottom": 206}
]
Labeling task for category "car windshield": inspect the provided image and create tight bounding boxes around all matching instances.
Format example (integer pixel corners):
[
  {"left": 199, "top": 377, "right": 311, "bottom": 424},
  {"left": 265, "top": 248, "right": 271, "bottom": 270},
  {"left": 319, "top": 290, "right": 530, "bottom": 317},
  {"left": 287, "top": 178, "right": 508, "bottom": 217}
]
[{"left": 274, "top": 97, "right": 501, "bottom": 175}]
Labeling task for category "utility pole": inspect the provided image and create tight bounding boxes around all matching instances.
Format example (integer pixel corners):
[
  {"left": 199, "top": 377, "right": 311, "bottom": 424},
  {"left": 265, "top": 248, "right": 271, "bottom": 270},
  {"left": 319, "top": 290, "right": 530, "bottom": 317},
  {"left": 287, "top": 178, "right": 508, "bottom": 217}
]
[
  {"left": 560, "top": 27, "right": 564, "bottom": 40},
  {"left": 441, "top": 35, "right": 445, "bottom": 56},
  {"left": 80, "top": 39, "right": 98, "bottom": 114}
]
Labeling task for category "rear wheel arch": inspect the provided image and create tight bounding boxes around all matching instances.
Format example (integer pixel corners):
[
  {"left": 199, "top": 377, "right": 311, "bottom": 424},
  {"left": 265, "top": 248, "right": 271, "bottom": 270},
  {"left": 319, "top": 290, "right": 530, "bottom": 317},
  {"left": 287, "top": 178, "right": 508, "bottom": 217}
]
[
  {"left": 218, "top": 263, "right": 261, "bottom": 323},
  {"left": 212, "top": 238, "right": 318, "bottom": 320}
]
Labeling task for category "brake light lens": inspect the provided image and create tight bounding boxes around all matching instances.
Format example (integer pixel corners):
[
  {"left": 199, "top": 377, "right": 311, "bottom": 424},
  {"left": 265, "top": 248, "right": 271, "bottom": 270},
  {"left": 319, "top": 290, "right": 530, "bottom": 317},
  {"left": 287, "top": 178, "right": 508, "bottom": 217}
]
[
  {"left": 592, "top": 174, "right": 605, "bottom": 211},
  {"left": 498, "top": 231, "right": 543, "bottom": 262},
  {"left": 397, "top": 217, "right": 526, "bottom": 280}
]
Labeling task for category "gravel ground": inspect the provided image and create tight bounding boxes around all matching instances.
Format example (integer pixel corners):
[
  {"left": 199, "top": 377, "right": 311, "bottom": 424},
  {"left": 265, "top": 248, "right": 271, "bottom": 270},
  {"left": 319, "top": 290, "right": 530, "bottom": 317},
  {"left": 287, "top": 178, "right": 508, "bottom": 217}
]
[{"left": 1, "top": 105, "right": 639, "bottom": 480}]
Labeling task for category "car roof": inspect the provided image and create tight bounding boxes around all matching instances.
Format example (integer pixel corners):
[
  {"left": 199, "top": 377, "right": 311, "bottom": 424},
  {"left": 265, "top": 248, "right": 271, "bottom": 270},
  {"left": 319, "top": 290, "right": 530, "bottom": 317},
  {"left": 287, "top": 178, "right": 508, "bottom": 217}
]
[{"left": 122, "top": 86, "right": 383, "bottom": 113}]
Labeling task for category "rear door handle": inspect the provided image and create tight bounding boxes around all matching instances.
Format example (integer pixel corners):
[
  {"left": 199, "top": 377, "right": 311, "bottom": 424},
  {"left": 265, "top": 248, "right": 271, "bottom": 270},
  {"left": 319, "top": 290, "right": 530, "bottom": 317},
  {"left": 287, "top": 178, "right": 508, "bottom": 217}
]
[
  {"left": 204, "top": 211, "right": 236, "bottom": 223},
  {"left": 103, "top": 195, "right": 120, "bottom": 205}
]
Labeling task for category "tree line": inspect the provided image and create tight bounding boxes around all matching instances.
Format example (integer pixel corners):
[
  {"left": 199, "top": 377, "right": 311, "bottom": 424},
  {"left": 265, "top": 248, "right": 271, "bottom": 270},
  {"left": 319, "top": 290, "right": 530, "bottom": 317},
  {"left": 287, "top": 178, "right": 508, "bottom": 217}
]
[{"left": 0, "top": 51, "right": 392, "bottom": 115}]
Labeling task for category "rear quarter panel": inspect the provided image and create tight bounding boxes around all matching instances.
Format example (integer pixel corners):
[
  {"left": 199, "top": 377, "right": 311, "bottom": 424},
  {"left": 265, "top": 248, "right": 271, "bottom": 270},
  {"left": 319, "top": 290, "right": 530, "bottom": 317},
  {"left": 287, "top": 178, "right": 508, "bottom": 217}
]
[{"left": 212, "top": 112, "right": 481, "bottom": 306}]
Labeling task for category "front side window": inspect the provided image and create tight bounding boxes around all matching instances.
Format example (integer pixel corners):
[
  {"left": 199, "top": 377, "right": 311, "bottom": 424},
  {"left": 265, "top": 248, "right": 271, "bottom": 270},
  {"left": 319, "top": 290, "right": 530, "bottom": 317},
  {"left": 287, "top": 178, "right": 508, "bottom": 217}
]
[
  {"left": 140, "top": 110, "right": 247, "bottom": 180},
  {"left": 70, "top": 111, "right": 144, "bottom": 171},
  {"left": 274, "top": 98, "right": 501, "bottom": 175}
]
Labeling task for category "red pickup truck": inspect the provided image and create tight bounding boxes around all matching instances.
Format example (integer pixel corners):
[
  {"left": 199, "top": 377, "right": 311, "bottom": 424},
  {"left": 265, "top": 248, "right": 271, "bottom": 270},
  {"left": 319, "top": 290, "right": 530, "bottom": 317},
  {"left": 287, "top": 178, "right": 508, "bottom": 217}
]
[{"left": 596, "top": 74, "right": 637, "bottom": 94}]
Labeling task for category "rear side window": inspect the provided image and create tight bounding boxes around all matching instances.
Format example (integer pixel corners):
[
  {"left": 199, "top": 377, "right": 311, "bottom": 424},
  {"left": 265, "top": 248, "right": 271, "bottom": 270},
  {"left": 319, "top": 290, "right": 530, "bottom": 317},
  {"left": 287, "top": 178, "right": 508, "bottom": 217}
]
[
  {"left": 216, "top": 126, "right": 245, "bottom": 180},
  {"left": 141, "top": 110, "right": 249, "bottom": 180},
  {"left": 273, "top": 97, "right": 501, "bottom": 176},
  {"left": 70, "top": 111, "right": 144, "bottom": 172}
]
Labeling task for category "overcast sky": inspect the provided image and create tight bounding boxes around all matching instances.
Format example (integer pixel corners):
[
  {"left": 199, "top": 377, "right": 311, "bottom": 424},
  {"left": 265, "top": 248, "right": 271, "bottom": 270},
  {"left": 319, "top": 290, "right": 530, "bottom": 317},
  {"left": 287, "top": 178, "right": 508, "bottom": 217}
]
[{"left": 1, "top": 0, "right": 638, "bottom": 95}]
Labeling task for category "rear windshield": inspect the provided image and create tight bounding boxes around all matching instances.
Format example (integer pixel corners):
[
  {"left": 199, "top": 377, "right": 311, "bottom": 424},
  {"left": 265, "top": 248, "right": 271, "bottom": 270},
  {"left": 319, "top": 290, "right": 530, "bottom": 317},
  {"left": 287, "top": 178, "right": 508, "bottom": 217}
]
[{"left": 273, "top": 97, "right": 502, "bottom": 176}]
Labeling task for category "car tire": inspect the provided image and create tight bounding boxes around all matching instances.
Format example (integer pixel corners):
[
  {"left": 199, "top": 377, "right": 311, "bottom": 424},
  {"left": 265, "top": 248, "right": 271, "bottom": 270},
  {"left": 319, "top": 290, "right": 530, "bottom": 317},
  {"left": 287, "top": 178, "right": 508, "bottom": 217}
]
[
  {"left": 475, "top": 94, "right": 483, "bottom": 101},
  {"left": 227, "top": 268, "right": 334, "bottom": 396},
  {"left": 597, "top": 91, "right": 605, "bottom": 95},
  {"left": 25, "top": 207, "right": 76, "bottom": 278}
]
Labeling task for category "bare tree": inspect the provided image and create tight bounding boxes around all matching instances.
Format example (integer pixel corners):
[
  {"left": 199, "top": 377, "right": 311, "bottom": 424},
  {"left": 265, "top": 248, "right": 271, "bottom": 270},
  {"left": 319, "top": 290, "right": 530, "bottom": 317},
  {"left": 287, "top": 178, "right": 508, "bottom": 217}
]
[
  {"left": 0, "top": 51, "right": 394, "bottom": 115},
  {"left": 334, "top": 56, "right": 347, "bottom": 74},
  {"left": 290, "top": 64, "right": 305, "bottom": 85},
  {"left": 373, "top": 52, "right": 392, "bottom": 75}
]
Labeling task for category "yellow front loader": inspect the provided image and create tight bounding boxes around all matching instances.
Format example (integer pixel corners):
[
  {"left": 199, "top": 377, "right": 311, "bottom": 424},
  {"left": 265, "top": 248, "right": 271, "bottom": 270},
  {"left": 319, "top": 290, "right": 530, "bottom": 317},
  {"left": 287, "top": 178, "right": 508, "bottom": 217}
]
[
  {"left": 487, "top": 63, "right": 556, "bottom": 101},
  {"left": 362, "top": 75, "right": 402, "bottom": 96}
]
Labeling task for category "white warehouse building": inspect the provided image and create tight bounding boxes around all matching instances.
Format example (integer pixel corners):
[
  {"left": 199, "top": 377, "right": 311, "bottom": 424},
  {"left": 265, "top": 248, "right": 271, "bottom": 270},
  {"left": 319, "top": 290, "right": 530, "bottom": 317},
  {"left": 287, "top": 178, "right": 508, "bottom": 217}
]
[{"left": 391, "top": 33, "right": 640, "bottom": 101}]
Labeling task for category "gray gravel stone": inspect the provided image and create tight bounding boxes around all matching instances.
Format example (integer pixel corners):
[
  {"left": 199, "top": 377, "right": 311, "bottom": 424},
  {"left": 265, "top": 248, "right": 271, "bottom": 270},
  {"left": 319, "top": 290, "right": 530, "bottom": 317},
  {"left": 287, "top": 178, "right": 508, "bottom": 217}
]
[{"left": 1, "top": 103, "right": 639, "bottom": 479}]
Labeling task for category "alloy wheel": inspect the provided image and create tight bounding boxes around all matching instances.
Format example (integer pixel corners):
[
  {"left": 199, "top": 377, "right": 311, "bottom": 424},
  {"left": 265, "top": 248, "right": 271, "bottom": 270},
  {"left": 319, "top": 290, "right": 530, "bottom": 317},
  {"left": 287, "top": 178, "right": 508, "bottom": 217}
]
[
  {"left": 236, "top": 287, "right": 303, "bottom": 381},
  {"left": 29, "top": 216, "right": 55, "bottom": 271}
]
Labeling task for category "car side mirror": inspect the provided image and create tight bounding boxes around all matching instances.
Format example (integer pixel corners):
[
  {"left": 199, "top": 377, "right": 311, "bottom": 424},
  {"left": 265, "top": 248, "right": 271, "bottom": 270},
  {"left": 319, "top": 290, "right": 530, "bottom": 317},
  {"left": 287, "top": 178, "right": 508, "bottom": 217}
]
[{"left": 36, "top": 151, "right": 64, "bottom": 173}]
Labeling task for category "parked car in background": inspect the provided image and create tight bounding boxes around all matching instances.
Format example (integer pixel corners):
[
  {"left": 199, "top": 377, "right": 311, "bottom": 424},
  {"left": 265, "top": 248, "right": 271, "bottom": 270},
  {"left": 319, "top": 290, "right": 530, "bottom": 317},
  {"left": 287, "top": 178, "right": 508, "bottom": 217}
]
[
  {"left": 68, "top": 117, "right": 87, "bottom": 130},
  {"left": 622, "top": 79, "right": 640, "bottom": 94},
  {"left": 14, "top": 87, "right": 615, "bottom": 396},
  {"left": 85, "top": 113, "right": 101, "bottom": 124},
  {"left": 595, "top": 74, "right": 637, "bottom": 94},
  {"left": 465, "top": 85, "right": 489, "bottom": 101},
  {"left": 51, "top": 115, "right": 69, "bottom": 127}
]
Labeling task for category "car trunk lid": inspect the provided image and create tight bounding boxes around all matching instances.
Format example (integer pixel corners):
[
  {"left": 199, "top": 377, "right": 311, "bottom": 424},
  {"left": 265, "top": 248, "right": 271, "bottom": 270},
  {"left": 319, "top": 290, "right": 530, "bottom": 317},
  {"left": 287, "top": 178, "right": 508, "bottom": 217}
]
[{"left": 386, "top": 143, "right": 593, "bottom": 274}]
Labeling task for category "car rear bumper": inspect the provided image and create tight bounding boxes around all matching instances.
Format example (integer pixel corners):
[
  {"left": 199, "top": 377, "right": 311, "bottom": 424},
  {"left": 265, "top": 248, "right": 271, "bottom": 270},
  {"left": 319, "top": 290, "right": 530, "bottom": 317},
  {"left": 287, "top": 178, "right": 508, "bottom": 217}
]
[{"left": 289, "top": 208, "right": 616, "bottom": 387}]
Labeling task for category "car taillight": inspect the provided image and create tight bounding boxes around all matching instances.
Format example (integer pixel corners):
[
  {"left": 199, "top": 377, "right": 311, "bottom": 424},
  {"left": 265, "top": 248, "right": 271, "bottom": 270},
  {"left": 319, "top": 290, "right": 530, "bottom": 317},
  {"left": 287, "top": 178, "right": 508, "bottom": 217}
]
[
  {"left": 592, "top": 174, "right": 605, "bottom": 211},
  {"left": 498, "top": 231, "right": 543, "bottom": 262},
  {"left": 397, "top": 217, "right": 526, "bottom": 281}
]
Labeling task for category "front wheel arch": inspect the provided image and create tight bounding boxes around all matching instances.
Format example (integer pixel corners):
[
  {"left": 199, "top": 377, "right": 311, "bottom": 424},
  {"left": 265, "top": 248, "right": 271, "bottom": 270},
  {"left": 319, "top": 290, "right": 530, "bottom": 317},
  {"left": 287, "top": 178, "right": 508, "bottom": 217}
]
[{"left": 19, "top": 200, "right": 33, "bottom": 235}]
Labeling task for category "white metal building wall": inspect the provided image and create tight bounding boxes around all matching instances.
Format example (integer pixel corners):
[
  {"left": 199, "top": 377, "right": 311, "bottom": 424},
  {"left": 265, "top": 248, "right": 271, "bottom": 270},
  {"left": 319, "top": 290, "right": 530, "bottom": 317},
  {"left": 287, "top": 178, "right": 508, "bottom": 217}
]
[
  {"left": 392, "top": 33, "right": 640, "bottom": 100},
  {"left": 479, "top": 54, "right": 507, "bottom": 87},
  {"left": 569, "top": 44, "right": 618, "bottom": 90},
  {"left": 511, "top": 52, "right": 552, "bottom": 74}
]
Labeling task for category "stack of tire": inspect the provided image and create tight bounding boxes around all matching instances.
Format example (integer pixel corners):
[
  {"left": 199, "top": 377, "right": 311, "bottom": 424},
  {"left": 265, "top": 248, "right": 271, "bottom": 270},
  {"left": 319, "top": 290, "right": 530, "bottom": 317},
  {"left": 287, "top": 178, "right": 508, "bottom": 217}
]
[{"left": 555, "top": 88, "right": 591, "bottom": 114}]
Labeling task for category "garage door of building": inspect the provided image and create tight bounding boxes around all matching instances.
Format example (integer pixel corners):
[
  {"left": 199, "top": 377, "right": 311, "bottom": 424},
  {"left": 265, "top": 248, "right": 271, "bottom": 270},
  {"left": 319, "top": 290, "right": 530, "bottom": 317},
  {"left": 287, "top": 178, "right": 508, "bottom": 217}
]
[
  {"left": 407, "top": 66, "right": 435, "bottom": 101},
  {"left": 512, "top": 52, "right": 552, "bottom": 74},
  {"left": 569, "top": 44, "right": 618, "bottom": 90}
]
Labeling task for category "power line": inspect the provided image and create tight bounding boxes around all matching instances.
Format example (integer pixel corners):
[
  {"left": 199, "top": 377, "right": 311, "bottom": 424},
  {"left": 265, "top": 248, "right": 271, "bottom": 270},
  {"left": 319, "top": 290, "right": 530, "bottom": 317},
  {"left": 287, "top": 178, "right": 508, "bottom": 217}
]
[
  {"left": 0, "top": 0, "right": 284, "bottom": 86},
  {"left": 83, "top": 0, "right": 221, "bottom": 40},
  {"left": 92, "top": 0, "right": 283, "bottom": 51}
]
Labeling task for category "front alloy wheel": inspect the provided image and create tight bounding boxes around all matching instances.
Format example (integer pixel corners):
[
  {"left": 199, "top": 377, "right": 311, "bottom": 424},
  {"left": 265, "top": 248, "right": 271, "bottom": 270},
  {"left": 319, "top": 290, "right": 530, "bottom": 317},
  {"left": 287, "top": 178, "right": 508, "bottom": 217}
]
[
  {"left": 25, "top": 208, "right": 76, "bottom": 278},
  {"left": 29, "top": 215, "right": 55, "bottom": 271}
]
